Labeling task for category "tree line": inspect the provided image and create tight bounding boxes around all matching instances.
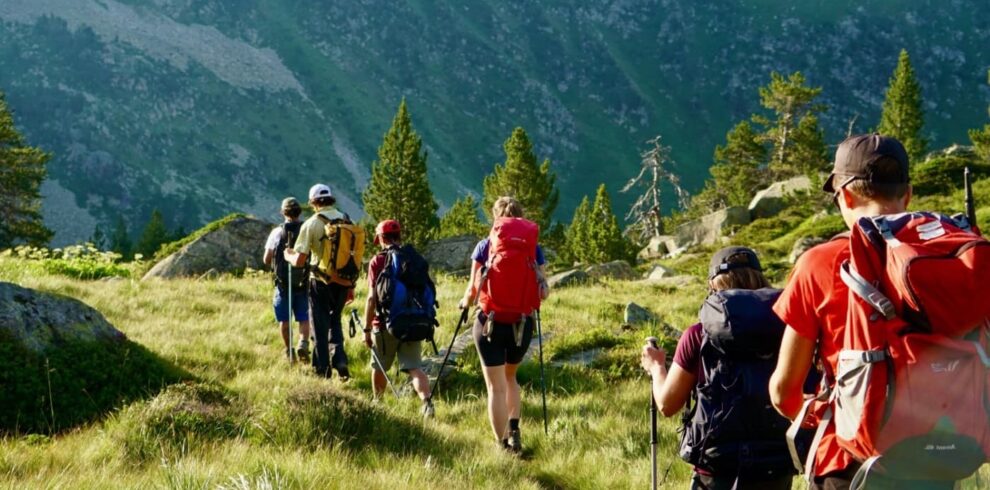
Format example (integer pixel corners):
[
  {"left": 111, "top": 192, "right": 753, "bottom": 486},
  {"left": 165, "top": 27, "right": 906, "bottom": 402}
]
[{"left": 2, "top": 49, "right": 990, "bottom": 266}]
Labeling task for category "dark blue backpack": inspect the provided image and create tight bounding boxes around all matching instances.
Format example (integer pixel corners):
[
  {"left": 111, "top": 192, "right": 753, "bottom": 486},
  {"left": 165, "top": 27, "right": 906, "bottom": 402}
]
[
  {"left": 273, "top": 221, "right": 308, "bottom": 292},
  {"left": 374, "top": 244, "right": 438, "bottom": 342},
  {"left": 679, "top": 288, "right": 810, "bottom": 480}
]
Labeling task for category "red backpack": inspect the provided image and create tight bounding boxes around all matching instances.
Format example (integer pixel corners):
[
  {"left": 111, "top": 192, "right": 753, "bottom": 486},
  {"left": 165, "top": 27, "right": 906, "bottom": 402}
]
[
  {"left": 832, "top": 212, "right": 990, "bottom": 482},
  {"left": 478, "top": 217, "right": 541, "bottom": 323}
]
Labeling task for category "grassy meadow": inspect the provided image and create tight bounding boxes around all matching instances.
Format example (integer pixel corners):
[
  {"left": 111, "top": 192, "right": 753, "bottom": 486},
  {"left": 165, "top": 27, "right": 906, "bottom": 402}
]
[{"left": 3, "top": 229, "right": 990, "bottom": 488}]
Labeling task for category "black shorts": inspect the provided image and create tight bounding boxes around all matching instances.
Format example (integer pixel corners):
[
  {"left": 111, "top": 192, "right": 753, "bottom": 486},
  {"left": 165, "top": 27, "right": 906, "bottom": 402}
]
[{"left": 472, "top": 312, "right": 534, "bottom": 367}]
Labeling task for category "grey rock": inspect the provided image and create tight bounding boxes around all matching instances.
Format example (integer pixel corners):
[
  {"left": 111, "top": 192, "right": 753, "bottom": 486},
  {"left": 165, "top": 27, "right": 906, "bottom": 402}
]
[
  {"left": 551, "top": 347, "right": 604, "bottom": 368},
  {"left": 673, "top": 207, "right": 750, "bottom": 250},
  {"left": 198, "top": 268, "right": 221, "bottom": 281},
  {"left": 625, "top": 302, "right": 657, "bottom": 325},
  {"left": 789, "top": 236, "right": 828, "bottom": 264},
  {"left": 648, "top": 275, "right": 702, "bottom": 290},
  {"left": 643, "top": 264, "right": 676, "bottom": 280},
  {"left": 423, "top": 235, "right": 477, "bottom": 276},
  {"left": 584, "top": 260, "right": 636, "bottom": 281},
  {"left": 0, "top": 281, "right": 125, "bottom": 353},
  {"left": 637, "top": 235, "right": 677, "bottom": 261},
  {"left": 548, "top": 269, "right": 590, "bottom": 288},
  {"left": 748, "top": 176, "right": 813, "bottom": 220},
  {"left": 143, "top": 216, "right": 272, "bottom": 280}
]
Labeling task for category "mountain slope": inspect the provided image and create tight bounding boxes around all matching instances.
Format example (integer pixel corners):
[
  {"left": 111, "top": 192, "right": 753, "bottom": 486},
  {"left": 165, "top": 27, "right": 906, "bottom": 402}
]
[{"left": 0, "top": 0, "right": 988, "bottom": 244}]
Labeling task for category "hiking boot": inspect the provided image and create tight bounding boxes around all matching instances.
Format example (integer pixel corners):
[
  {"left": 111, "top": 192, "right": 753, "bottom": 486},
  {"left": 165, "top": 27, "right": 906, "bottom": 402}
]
[
  {"left": 507, "top": 428, "right": 522, "bottom": 453},
  {"left": 295, "top": 340, "right": 310, "bottom": 360},
  {"left": 337, "top": 366, "right": 351, "bottom": 382},
  {"left": 421, "top": 398, "right": 435, "bottom": 419}
]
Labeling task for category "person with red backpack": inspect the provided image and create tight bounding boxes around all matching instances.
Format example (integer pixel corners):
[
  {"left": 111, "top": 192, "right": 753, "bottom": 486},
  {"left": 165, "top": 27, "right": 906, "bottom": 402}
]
[
  {"left": 458, "top": 196, "right": 550, "bottom": 453},
  {"left": 263, "top": 197, "right": 311, "bottom": 360},
  {"left": 770, "top": 134, "right": 990, "bottom": 489}
]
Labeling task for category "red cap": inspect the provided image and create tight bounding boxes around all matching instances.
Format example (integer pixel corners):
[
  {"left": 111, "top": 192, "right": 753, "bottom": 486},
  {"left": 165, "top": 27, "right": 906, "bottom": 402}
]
[{"left": 374, "top": 220, "right": 401, "bottom": 244}]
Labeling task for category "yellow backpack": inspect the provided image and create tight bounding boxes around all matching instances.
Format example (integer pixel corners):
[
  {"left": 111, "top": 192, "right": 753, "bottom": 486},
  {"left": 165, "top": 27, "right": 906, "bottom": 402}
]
[{"left": 314, "top": 214, "right": 365, "bottom": 287}]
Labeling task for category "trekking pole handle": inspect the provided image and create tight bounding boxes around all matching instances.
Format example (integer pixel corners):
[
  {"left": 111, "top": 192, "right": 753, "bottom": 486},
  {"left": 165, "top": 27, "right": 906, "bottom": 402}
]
[{"left": 645, "top": 336, "right": 659, "bottom": 349}]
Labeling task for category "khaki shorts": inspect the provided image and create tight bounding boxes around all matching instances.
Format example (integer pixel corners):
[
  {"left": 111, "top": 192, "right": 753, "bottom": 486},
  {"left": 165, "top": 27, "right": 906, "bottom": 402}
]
[{"left": 371, "top": 329, "right": 423, "bottom": 372}]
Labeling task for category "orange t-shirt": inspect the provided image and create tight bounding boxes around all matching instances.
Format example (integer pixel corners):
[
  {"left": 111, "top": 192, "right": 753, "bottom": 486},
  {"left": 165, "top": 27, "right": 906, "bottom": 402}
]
[{"left": 773, "top": 237, "right": 854, "bottom": 477}]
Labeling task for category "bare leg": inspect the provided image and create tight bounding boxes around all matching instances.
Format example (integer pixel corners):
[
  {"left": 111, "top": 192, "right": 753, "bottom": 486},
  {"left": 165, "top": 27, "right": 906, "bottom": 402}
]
[
  {"left": 372, "top": 368, "right": 388, "bottom": 398},
  {"left": 278, "top": 320, "right": 290, "bottom": 348},
  {"left": 298, "top": 320, "right": 311, "bottom": 344},
  {"left": 409, "top": 368, "right": 431, "bottom": 401},
  {"left": 482, "top": 364, "right": 509, "bottom": 442},
  {"left": 504, "top": 362, "right": 522, "bottom": 421}
]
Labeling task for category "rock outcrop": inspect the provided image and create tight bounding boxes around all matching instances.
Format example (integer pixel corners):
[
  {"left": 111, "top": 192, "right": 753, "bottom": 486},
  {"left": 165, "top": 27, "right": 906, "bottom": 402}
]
[
  {"left": 585, "top": 260, "right": 636, "bottom": 280},
  {"left": 637, "top": 235, "right": 677, "bottom": 261},
  {"left": 143, "top": 216, "right": 272, "bottom": 280},
  {"left": 643, "top": 264, "right": 676, "bottom": 281},
  {"left": 423, "top": 235, "right": 477, "bottom": 276},
  {"left": 748, "top": 176, "right": 813, "bottom": 220},
  {"left": 624, "top": 302, "right": 657, "bottom": 325},
  {"left": 548, "top": 269, "right": 591, "bottom": 288},
  {"left": 672, "top": 207, "right": 750, "bottom": 251}
]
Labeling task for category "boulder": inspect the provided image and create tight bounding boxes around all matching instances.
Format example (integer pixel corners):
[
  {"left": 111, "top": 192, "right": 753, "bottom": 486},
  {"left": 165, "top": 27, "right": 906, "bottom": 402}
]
[
  {"left": 647, "top": 275, "right": 702, "bottom": 290},
  {"left": 637, "top": 235, "right": 677, "bottom": 261},
  {"left": 673, "top": 207, "right": 750, "bottom": 249},
  {"left": 548, "top": 269, "right": 590, "bottom": 289},
  {"left": 643, "top": 264, "right": 676, "bottom": 281},
  {"left": 423, "top": 235, "right": 477, "bottom": 276},
  {"left": 789, "top": 236, "right": 828, "bottom": 264},
  {"left": 748, "top": 176, "right": 813, "bottom": 220},
  {"left": 584, "top": 260, "right": 636, "bottom": 281},
  {"left": 143, "top": 216, "right": 272, "bottom": 280},
  {"left": 0, "top": 282, "right": 183, "bottom": 433},
  {"left": 624, "top": 302, "right": 657, "bottom": 325}
]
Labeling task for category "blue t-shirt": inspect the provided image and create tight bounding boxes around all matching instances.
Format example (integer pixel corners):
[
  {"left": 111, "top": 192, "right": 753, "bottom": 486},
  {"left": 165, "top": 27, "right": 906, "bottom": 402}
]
[{"left": 471, "top": 238, "right": 546, "bottom": 265}]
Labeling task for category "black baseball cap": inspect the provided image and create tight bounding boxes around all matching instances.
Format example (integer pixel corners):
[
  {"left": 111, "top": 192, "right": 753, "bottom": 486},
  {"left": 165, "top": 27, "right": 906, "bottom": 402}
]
[
  {"left": 708, "top": 246, "right": 762, "bottom": 280},
  {"left": 822, "top": 134, "right": 910, "bottom": 193}
]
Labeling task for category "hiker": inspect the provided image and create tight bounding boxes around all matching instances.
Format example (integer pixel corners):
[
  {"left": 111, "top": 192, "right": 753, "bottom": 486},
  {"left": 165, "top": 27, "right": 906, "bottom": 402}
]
[
  {"left": 640, "top": 246, "right": 797, "bottom": 490},
  {"left": 263, "top": 197, "right": 311, "bottom": 360},
  {"left": 363, "top": 219, "right": 436, "bottom": 417},
  {"left": 284, "top": 183, "right": 365, "bottom": 380},
  {"left": 458, "top": 196, "right": 550, "bottom": 453},
  {"left": 769, "top": 134, "right": 976, "bottom": 489}
]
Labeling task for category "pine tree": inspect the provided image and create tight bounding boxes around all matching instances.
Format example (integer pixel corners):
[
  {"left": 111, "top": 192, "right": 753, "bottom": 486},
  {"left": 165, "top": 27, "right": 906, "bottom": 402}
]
[
  {"left": 89, "top": 224, "right": 108, "bottom": 250},
  {"left": 437, "top": 195, "right": 486, "bottom": 239},
  {"left": 563, "top": 196, "right": 592, "bottom": 264},
  {"left": 621, "top": 135, "right": 688, "bottom": 242},
  {"left": 704, "top": 121, "right": 768, "bottom": 209},
  {"left": 0, "top": 91, "right": 53, "bottom": 248},
  {"left": 969, "top": 70, "right": 990, "bottom": 164},
  {"left": 136, "top": 209, "right": 170, "bottom": 258},
  {"left": 753, "top": 71, "right": 827, "bottom": 179},
  {"left": 789, "top": 114, "right": 830, "bottom": 177},
  {"left": 482, "top": 127, "right": 559, "bottom": 232},
  {"left": 362, "top": 99, "right": 440, "bottom": 248},
  {"left": 878, "top": 49, "right": 927, "bottom": 162},
  {"left": 587, "top": 184, "right": 629, "bottom": 264},
  {"left": 110, "top": 215, "right": 132, "bottom": 261}
]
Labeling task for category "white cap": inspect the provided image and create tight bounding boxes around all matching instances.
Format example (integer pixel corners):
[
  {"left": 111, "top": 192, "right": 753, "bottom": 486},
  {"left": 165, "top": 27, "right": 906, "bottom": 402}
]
[{"left": 308, "top": 183, "right": 333, "bottom": 201}]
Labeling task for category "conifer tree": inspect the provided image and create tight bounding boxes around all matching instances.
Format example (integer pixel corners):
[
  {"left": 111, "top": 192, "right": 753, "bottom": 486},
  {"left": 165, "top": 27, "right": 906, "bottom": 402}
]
[
  {"left": 362, "top": 99, "right": 439, "bottom": 248},
  {"left": 753, "top": 71, "right": 827, "bottom": 179},
  {"left": 587, "top": 184, "right": 630, "bottom": 264},
  {"left": 0, "top": 91, "right": 53, "bottom": 248},
  {"left": 136, "top": 209, "right": 170, "bottom": 258},
  {"left": 563, "top": 196, "right": 591, "bottom": 264},
  {"left": 438, "top": 195, "right": 486, "bottom": 239},
  {"left": 622, "top": 135, "right": 688, "bottom": 241},
  {"left": 969, "top": 70, "right": 990, "bottom": 164},
  {"left": 482, "top": 127, "right": 559, "bottom": 232},
  {"left": 878, "top": 49, "right": 927, "bottom": 162},
  {"left": 110, "top": 215, "right": 132, "bottom": 261},
  {"left": 701, "top": 121, "right": 767, "bottom": 209}
]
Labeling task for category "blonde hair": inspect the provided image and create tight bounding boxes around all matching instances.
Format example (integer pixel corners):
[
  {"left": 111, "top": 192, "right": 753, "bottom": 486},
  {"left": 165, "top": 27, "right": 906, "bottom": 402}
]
[
  {"left": 492, "top": 196, "right": 524, "bottom": 218},
  {"left": 710, "top": 253, "right": 770, "bottom": 291}
]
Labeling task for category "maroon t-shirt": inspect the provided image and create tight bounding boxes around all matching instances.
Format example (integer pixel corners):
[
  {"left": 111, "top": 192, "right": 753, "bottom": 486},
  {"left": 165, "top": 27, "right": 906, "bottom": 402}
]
[
  {"left": 672, "top": 322, "right": 704, "bottom": 379},
  {"left": 367, "top": 252, "right": 387, "bottom": 328}
]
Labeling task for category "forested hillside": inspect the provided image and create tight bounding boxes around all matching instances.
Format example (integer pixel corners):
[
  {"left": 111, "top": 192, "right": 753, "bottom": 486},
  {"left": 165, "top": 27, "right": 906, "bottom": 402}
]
[{"left": 1, "top": 0, "right": 988, "bottom": 244}]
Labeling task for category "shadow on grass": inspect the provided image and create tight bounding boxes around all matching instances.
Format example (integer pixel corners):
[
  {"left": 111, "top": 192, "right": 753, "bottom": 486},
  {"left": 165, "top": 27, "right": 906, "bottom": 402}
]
[{"left": 0, "top": 328, "right": 191, "bottom": 435}]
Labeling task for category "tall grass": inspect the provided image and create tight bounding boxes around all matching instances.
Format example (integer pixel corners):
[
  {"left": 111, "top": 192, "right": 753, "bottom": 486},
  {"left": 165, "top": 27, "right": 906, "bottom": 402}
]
[{"left": 2, "top": 256, "right": 988, "bottom": 489}]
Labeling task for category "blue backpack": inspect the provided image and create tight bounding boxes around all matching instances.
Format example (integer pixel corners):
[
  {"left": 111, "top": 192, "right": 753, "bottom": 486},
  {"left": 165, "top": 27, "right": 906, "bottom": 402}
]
[
  {"left": 679, "top": 288, "right": 812, "bottom": 480},
  {"left": 374, "top": 244, "right": 438, "bottom": 342}
]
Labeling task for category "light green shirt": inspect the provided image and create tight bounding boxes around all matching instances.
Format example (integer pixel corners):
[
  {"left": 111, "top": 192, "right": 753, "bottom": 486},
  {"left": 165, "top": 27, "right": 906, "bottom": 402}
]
[{"left": 295, "top": 207, "right": 346, "bottom": 267}]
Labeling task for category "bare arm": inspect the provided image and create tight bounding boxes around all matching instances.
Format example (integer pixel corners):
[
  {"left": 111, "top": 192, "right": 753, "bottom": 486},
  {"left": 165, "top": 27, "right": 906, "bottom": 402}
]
[
  {"left": 459, "top": 261, "right": 483, "bottom": 308},
  {"left": 770, "top": 326, "right": 816, "bottom": 420},
  {"left": 538, "top": 264, "right": 550, "bottom": 300},
  {"left": 283, "top": 248, "right": 308, "bottom": 268},
  {"left": 641, "top": 346, "right": 696, "bottom": 417},
  {"left": 263, "top": 249, "right": 274, "bottom": 268}
]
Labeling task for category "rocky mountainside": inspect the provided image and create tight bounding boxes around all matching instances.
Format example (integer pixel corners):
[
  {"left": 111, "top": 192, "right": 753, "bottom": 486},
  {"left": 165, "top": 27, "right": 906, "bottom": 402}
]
[{"left": 1, "top": 0, "right": 988, "bottom": 244}]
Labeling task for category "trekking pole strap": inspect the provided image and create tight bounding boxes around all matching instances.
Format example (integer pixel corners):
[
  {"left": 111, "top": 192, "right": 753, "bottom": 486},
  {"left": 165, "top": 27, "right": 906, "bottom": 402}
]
[
  {"left": 840, "top": 261, "right": 896, "bottom": 320},
  {"left": 849, "top": 456, "right": 882, "bottom": 490},
  {"left": 786, "top": 388, "right": 833, "bottom": 482}
]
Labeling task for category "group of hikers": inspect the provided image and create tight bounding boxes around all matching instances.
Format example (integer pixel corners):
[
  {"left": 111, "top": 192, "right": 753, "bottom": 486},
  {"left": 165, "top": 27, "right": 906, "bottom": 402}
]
[
  {"left": 262, "top": 134, "right": 990, "bottom": 489},
  {"left": 263, "top": 185, "right": 548, "bottom": 453}
]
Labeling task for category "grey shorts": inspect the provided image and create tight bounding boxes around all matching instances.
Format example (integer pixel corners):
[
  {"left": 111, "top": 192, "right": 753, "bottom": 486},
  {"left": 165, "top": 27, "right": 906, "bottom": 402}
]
[{"left": 371, "top": 329, "right": 423, "bottom": 372}]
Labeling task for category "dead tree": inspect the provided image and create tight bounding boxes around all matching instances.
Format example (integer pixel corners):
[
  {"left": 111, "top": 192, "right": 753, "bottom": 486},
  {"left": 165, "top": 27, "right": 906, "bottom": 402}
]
[{"left": 622, "top": 135, "right": 688, "bottom": 243}]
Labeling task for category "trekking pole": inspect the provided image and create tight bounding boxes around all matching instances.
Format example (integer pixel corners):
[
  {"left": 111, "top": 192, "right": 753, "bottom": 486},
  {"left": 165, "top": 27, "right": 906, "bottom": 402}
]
[
  {"left": 286, "top": 231, "right": 295, "bottom": 364},
  {"left": 646, "top": 336, "right": 659, "bottom": 490},
  {"left": 351, "top": 310, "right": 399, "bottom": 399},
  {"left": 536, "top": 309, "right": 548, "bottom": 436},
  {"left": 965, "top": 166, "right": 978, "bottom": 229},
  {"left": 429, "top": 308, "right": 470, "bottom": 401}
]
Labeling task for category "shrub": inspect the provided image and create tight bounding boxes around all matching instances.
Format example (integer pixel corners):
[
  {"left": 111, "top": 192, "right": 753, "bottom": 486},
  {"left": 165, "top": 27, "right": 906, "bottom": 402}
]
[{"left": 7, "top": 244, "right": 129, "bottom": 280}]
